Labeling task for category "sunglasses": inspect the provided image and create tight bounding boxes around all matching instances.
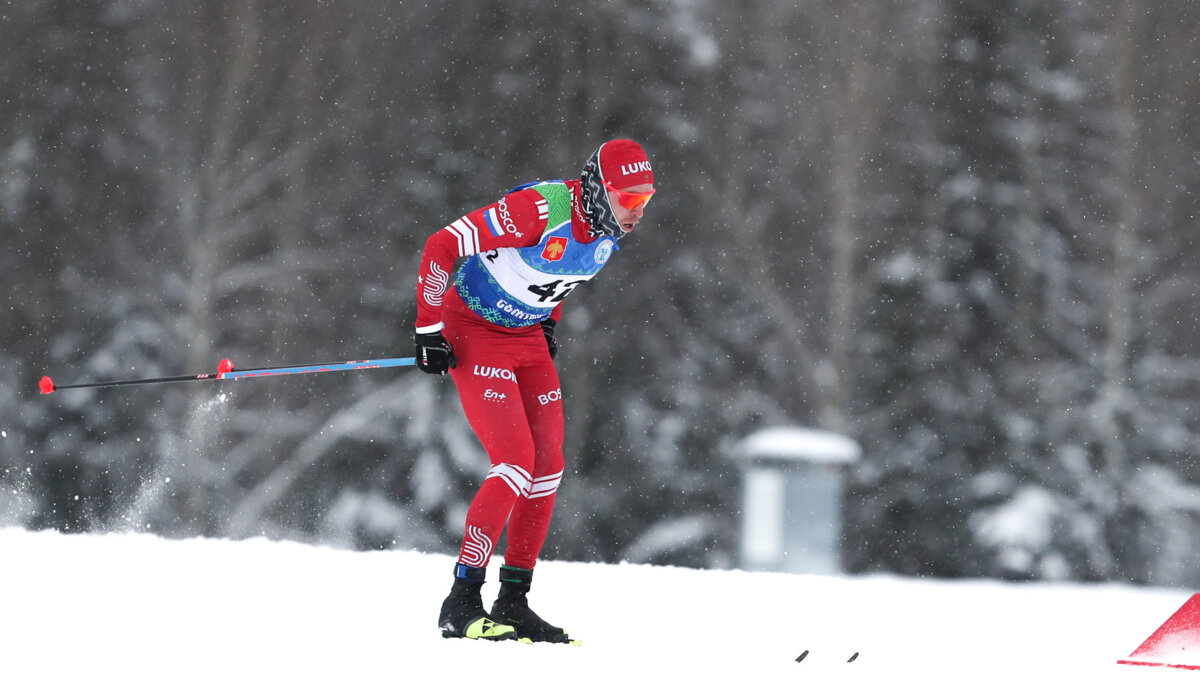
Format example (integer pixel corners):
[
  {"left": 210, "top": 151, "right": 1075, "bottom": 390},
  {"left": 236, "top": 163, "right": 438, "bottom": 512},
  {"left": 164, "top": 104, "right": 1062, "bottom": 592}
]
[{"left": 604, "top": 180, "right": 656, "bottom": 210}]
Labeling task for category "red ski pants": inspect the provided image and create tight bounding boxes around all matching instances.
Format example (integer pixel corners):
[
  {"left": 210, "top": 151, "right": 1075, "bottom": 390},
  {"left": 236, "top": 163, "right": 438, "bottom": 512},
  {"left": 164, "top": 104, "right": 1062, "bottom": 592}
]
[{"left": 442, "top": 289, "right": 565, "bottom": 571}]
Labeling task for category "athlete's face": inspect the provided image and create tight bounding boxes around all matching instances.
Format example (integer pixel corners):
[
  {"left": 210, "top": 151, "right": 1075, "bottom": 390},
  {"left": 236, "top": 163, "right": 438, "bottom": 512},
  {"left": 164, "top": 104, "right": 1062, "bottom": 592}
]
[{"left": 607, "top": 183, "right": 655, "bottom": 235}]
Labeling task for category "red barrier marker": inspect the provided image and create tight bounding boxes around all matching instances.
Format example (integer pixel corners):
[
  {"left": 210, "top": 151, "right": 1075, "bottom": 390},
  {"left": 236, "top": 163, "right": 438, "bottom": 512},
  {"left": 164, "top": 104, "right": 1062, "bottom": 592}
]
[{"left": 1118, "top": 593, "right": 1200, "bottom": 670}]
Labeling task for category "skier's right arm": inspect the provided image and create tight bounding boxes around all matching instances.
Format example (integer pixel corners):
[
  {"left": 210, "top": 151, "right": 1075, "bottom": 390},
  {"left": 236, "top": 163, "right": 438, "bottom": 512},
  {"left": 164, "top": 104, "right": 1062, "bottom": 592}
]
[
  {"left": 414, "top": 189, "right": 551, "bottom": 333},
  {"left": 412, "top": 190, "right": 550, "bottom": 374}
]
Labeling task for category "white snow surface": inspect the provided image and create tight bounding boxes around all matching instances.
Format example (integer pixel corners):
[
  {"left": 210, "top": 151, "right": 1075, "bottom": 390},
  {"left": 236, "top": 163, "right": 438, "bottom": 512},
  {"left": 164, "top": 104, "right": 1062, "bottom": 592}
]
[{"left": 3, "top": 528, "right": 1198, "bottom": 692}]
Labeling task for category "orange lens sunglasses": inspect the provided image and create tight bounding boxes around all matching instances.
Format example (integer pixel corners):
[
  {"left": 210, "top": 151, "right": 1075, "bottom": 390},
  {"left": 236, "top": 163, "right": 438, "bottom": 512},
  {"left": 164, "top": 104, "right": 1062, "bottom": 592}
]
[{"left": 604, "top": 180, "right": 656, "bottom": 210}]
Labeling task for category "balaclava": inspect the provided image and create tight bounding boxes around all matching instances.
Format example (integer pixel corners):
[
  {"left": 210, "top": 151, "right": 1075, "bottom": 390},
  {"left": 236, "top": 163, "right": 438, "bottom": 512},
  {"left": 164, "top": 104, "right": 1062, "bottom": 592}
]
[{"left": 579, "top": 139, "right": 653, "bottom": 241}]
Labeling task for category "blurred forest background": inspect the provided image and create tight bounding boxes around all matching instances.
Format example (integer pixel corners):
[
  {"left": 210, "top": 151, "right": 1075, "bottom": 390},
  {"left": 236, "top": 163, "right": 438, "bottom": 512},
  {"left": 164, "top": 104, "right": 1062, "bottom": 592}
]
[{"left": 4, "top": 0, "right": 1200, "bottom": 587}]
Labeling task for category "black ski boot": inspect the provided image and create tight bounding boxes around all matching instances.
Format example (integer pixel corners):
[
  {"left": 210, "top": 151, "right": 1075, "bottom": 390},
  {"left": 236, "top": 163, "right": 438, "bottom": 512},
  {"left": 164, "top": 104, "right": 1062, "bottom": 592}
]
[
  {"left": 438, "top": 564, "right": 517, "bottom": 641},
  {"left": 490, "top": 565, "right": 572, "bottom": 644}
]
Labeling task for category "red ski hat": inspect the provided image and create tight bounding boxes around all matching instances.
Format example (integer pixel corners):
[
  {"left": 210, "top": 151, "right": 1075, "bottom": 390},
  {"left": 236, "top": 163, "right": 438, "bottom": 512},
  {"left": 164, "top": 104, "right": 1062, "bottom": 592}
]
[{"left": 597, "top": 139, "right": 654, "bottom": 189}]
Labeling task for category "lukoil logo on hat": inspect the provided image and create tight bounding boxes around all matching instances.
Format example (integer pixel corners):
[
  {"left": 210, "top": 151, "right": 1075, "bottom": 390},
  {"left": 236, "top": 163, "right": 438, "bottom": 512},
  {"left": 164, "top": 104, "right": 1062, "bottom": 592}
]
[{"left": 599, "top": 139, "right": 653, "bottom": 188}]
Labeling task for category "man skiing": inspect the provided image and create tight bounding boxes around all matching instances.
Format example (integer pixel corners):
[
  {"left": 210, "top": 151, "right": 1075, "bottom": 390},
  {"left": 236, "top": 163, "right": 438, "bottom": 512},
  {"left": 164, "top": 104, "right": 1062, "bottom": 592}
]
[{"left": 412, "top": 139, "right": 656, "bottom": 642}]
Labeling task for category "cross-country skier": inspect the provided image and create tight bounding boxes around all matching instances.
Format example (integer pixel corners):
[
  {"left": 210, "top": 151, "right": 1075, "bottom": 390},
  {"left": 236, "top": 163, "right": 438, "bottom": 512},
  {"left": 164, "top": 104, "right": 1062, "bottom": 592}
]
[{"left": 413, "top": 139, "right": 656, "bottom": 643}]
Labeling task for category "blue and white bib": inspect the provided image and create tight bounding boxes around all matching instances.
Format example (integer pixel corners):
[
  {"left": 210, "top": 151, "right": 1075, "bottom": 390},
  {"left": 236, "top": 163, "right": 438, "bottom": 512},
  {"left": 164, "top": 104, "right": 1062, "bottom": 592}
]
[{"left": 455, "top": 181, "right": 618, "bottom": 328}]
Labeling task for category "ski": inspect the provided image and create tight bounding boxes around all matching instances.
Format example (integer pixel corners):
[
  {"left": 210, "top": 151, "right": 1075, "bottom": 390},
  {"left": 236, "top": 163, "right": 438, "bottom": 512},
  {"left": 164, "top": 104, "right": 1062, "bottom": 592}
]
[
  {"left": 517, "top": 637, "right": 582, "bottom": 647},
  {"left": 795, "top": 650, "right": 859, "bottom": 663}
]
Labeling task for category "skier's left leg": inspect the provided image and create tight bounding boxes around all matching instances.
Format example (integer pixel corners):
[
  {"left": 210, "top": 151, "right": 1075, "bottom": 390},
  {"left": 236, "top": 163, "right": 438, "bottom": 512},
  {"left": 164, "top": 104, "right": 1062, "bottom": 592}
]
[{"left": 491, "top": 358, "right": 573, "bottom": 643}]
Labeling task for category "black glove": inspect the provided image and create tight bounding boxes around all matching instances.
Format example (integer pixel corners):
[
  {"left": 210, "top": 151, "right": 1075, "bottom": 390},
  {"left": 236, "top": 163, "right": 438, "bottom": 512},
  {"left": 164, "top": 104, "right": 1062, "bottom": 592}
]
[
  {"left": 541, "top": 318, "right": 559, "bottom": 360},
  {"left": 414, "top": 331, "right": 456, "bottom": 374}
]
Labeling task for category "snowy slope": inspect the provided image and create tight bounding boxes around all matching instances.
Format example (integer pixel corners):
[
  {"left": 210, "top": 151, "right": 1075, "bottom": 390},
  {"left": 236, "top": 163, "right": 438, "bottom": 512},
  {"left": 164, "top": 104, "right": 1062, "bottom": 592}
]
[{"left": 2, "top": 528, "right": 1197, "bottom": 692}]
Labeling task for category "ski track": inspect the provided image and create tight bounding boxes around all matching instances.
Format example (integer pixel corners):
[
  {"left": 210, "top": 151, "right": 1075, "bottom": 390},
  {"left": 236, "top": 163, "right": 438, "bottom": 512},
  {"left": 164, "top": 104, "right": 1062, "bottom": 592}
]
[{"left": 1, "top": 528, "right": 1196, "bottom": 691}]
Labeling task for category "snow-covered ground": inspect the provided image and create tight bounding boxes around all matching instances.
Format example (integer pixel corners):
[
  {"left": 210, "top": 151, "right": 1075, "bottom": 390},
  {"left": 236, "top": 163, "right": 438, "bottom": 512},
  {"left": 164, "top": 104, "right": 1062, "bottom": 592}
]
[{"left": 3, "top": 528, "right": 1197, "bottom": 692}]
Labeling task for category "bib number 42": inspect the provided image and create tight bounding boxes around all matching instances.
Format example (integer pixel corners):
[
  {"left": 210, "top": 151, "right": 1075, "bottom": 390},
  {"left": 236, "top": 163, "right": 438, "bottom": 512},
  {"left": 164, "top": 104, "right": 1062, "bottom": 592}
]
[{"left": 527, "top": 279, "right": 584, "bottom": 303}]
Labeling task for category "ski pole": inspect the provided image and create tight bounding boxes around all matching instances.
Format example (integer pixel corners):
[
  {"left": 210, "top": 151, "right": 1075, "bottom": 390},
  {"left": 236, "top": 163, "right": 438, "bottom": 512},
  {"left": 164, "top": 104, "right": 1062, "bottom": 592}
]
[{"left": 39, "top": 357, "right": 417, "bottom": 394}]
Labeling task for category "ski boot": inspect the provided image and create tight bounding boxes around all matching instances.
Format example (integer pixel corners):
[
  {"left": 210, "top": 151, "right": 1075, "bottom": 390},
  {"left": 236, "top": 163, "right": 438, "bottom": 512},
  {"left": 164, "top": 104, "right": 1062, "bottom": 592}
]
[
  {"left": 438, "top": 564, "right": 517, "bottom": 641},
  {"left": 490, "top": 565, "right": 573, "bottom": 644}
]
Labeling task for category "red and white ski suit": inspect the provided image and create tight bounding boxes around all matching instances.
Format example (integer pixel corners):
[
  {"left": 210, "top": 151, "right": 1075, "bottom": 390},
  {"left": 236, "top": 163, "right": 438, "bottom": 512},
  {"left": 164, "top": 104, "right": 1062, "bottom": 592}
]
[{"left": 415, "top": 179, "right": 612, "bottom": 570}]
